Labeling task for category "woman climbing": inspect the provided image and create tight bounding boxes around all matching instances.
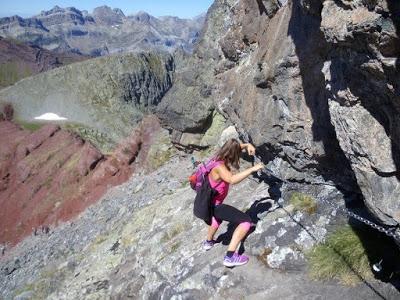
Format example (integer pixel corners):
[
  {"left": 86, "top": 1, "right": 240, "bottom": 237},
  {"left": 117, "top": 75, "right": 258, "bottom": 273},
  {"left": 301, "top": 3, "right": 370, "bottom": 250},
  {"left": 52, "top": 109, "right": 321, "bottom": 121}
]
[{"left": 202, "top": 138, "right": 264, "bottom": 267}]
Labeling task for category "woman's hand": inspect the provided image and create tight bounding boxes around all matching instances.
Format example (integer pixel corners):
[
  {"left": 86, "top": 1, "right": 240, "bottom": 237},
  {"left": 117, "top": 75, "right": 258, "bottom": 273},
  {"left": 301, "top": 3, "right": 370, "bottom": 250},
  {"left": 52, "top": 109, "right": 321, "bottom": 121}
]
[
  {"left": 241, "top": 143, "right": 256, "bottom": 156},
  {"left": 251, "top": 163, "right": 264, "bottom": 172},
  {"left": 247, "top": 144, "right": 256, "bottom": 156}
]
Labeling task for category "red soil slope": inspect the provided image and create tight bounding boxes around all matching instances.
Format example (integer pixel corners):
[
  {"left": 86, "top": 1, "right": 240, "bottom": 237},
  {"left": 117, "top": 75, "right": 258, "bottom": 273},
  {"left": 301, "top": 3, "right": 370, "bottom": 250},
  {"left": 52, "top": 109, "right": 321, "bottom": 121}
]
[{"left": 0, "top": 115, "right": 162, "bottom": 246}]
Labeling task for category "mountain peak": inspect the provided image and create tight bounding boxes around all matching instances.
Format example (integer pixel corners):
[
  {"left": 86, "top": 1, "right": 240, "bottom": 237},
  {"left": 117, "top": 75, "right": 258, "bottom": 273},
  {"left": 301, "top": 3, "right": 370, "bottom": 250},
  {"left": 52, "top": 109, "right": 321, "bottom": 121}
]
[
  {"left": 93, "top": 5, "right": 124, "bottom": 16},
  {"left": 39, "top": 5, "right": 83, "bottom": 17},
  {"left": 132, "top": 11, "right": 152, "bottom": 23},
  {"left": 39, "top": 5, "right": 63, "bottom": 16},
  {"left": 93, "top": 5, "right": 111, "bottom": 11},
  {"left": 92, "top": 6, "right": 125, "bottom": 25},
  {"left": 113, "top": 8, "right": 125, "bottom": 17}
]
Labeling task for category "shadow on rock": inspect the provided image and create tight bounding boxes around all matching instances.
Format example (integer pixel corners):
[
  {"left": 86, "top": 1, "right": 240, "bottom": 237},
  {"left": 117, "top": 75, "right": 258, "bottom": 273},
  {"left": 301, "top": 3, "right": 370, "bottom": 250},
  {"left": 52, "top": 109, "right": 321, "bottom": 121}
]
[
  {"left": 288, "top": 0, "right": 360, "bottom": 194},
  {"left": 388, "top": 1, "right": 400, "bottom": 69}
]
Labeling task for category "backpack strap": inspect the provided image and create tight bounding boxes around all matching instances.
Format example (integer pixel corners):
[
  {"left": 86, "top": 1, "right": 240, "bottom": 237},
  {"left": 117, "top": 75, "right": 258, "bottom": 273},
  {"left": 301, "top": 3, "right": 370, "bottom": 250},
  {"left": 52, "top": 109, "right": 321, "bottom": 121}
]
[{"left": 205, "top": 159, "right": 223, "bottom": 173}]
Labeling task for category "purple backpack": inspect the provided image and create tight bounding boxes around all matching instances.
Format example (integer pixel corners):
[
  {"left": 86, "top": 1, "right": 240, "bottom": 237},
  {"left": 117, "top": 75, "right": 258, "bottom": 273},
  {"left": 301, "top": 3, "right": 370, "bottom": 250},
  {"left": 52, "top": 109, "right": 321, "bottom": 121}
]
[{"left": 189, "top": 158, "right": 221, "bottom": 191}]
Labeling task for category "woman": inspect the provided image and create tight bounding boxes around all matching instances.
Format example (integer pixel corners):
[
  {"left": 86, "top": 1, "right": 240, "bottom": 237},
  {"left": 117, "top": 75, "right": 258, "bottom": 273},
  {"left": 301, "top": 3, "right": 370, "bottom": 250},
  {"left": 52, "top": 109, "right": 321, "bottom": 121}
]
[{"left": 202, "top": 138, "right": 264, "bottom": 267}]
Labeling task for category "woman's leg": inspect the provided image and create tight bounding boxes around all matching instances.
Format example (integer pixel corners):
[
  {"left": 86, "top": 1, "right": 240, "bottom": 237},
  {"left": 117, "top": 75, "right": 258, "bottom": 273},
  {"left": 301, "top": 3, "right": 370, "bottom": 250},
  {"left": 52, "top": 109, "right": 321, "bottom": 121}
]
[
  {"left": 213, "top": 204, "right": 252, "bottom": 252},
  {"left": 227, "top": 222, "right": 252, "bottom": 252},
  {"left": 203, "top": 216, "right": 222, "bottom": 250},
  {"left": 207, "top": 216, "right": 221, "bottom": 240},
  {"left": 207, "top": 225, "right": 218, "bottom": 241}
]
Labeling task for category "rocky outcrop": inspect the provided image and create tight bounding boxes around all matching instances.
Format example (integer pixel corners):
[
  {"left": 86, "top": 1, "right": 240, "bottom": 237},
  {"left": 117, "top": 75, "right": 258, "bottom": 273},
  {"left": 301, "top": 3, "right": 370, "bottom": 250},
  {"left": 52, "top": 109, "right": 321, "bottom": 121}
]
[
  {"left": 0, "top": 51, "right": 174, "bottom": 152},
  {"left": 0, "top": 36, "right": 88, "bottom": 88},
  {"left": 158, "top": 0, "right": 400, "bottom": 232},
  {"left": 0, "top": 6, "right": 205, "bottom": 55},
  {"left": 156, "top": 0, "right": 239, "bottom": 146},
  {"left": 0, "top": 114, "right": 169, "bottom": 246}
]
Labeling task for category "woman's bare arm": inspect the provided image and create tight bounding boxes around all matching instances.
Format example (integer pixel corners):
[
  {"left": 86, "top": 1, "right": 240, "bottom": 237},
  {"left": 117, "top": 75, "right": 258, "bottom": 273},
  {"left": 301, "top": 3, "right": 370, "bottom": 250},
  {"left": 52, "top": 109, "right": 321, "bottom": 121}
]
[{"left": 216, "top": 163, "right": 263, "bottom": 185}]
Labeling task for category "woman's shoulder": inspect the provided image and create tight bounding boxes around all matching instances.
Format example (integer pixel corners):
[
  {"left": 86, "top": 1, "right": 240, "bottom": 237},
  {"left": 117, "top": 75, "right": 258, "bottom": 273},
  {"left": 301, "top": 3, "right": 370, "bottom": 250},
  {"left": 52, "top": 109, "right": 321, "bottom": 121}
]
[
  {"left": 213, "top": 160, "right": 225, "bottom": 168},
  {"left": 213, "top": 161, "right": 231, "bottom": 175}
]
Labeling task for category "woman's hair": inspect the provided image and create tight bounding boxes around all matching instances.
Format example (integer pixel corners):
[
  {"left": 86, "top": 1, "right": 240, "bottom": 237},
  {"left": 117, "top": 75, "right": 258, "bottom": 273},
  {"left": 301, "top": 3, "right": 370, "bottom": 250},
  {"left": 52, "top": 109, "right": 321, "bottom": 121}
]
[{"left": 216, "top": 138, "right": 241, "bottom": 170}]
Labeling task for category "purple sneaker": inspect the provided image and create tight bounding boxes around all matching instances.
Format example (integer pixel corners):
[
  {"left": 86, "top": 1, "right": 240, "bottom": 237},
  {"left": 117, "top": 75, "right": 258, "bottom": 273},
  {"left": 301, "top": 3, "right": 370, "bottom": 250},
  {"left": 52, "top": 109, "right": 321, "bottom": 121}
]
[
  {"left": 223, "top": 253, "right": 249, "bottom": 267},
  {"left": 202, "top": 240, "right": 216, "bottom": 251}
]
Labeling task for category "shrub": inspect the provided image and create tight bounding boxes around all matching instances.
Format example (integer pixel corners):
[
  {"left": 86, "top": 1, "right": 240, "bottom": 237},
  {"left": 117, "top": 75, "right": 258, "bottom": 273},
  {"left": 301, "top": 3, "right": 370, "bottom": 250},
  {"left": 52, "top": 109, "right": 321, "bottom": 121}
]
[{"left": 289, "top": 192, "right": 317, "bottom": 214}]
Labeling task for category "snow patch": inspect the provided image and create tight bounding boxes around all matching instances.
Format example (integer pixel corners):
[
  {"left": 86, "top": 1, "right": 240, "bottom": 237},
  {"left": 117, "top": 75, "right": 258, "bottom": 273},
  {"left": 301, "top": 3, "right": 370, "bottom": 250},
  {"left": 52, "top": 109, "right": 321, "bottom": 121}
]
[{"left": 34, "top": 113, "right": 68, "bottom": 121}]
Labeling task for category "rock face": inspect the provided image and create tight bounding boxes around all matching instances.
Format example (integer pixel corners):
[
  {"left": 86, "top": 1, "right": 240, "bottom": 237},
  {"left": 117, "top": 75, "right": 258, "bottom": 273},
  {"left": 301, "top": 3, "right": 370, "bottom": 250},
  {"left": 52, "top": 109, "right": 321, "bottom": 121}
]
[
  {"left": 320, "top": 0, "right": 400, "bottom": 227},
  {"left": 0, "top": 114, "right": 168, "bottom": 246},
  {"left": 0, "top": 51, "right": 174, "bottom": 152},
  {"left": 0, "top": 36, "right": 88, "bottom": 88},
  {"left": 0, "top": 6, "right": 205, "bottom": 55},
  {"left": 160, "top": 0, "right": 400, "bottom": 231}
]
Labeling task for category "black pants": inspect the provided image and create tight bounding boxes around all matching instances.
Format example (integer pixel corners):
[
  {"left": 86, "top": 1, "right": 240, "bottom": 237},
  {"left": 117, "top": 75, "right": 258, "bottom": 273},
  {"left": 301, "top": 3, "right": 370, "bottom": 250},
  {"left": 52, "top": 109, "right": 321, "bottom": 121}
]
[{"left": 213, "top": 204, "right": 252, "bottom": 225}]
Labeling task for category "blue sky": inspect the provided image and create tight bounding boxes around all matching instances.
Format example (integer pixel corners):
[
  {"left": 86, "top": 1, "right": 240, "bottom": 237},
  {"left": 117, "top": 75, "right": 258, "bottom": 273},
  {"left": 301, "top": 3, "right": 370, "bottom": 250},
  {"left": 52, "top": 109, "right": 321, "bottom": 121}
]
[{"left": 0, "top": 0, "right": 214, "bottom": 18}]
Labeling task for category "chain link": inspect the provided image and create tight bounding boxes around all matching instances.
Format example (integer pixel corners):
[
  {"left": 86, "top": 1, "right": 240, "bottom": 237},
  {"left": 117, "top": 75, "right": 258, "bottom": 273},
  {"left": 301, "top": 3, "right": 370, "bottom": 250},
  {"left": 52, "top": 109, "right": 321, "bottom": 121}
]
[
  {"left": 343, "top": 207, "right": 399, "bottom": 239},
  {"left": 305, "top": 188, "right": 400, "bottom": 240}
]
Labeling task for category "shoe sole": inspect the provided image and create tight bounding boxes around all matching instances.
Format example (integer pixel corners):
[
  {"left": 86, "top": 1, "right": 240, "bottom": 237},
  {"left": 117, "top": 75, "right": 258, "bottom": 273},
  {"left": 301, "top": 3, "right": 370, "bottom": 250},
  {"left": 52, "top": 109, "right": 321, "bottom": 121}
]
[{"left": 223, "top": 260, "right": 249, "bottom": 267}]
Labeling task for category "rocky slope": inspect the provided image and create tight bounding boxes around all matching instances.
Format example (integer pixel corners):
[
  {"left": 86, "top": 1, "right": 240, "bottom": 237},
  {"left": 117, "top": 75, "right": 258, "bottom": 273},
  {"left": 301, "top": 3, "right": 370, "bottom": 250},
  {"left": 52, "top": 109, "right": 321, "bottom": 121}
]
[
  {"left": 0, "top": 36, "right": 88, "bottom": 88},
  {"left": 0, "top": 6, "right": 205, "bottom": 56},
  {"left": 1, "top": 138, "right": 399, "bottom": 299},
  {"left": 160, "top": 0, "right": 400, "bottom": 236},
  {"left": 0, "top": 51, "right": 174, "bottom": 152}
]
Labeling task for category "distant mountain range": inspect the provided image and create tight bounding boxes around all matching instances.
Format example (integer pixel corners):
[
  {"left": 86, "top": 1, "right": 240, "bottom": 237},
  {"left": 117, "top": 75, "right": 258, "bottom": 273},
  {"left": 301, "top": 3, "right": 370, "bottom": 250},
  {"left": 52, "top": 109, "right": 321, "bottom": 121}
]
[{"left": 0, "top": 5, "right": 206, "bottom": 56}]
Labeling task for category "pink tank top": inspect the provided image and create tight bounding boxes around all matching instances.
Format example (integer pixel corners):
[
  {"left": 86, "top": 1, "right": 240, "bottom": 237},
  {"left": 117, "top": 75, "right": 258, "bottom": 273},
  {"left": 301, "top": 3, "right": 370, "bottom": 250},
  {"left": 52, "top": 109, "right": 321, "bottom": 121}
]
[{"left": 208, "top": 161, "right": 230, "bottom": 206}]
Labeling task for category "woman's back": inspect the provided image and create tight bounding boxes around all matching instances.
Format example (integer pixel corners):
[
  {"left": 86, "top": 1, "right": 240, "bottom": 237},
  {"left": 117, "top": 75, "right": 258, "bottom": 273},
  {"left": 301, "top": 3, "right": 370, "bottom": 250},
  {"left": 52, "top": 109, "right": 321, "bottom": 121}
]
[{"left": 209, "top": 163, "right": 230, "bottom": 206}]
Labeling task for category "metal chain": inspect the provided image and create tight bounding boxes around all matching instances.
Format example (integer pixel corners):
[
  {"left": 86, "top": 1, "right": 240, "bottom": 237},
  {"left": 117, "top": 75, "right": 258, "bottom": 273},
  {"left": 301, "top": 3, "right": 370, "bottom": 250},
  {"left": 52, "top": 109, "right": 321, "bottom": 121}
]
[
  {"left": 306, "top": 183, "right": 400, "bottom": 240},
  {"left": 240, "top": 133, "right": 400, "bottom": 241},
  {"left": 343, "top": 208, "right": 399, "bottom": 239}
]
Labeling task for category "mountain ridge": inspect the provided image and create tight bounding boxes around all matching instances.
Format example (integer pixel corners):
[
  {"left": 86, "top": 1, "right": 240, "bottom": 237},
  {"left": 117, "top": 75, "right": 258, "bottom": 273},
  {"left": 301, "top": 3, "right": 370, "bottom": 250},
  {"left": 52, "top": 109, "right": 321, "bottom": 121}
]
[{"left": 0, "top": 5, "right": 206, "bottom": 55}]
